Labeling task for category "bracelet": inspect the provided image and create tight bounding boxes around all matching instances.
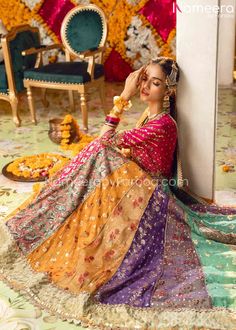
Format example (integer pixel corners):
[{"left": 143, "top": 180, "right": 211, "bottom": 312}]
[
  {"left": 105, "top": 120, "right": 119, "bottom": 127},
  {"left": 105, "top": 121, "right": 119, "bottom": 127},
  {"left": 105, "top": 117, "right": 120, "bottom": 126},
  {"left": 105, "top": 122, "right": 117, "bottom": 128},
  {"left": 106, "top": 115, "right": 120, "bottom": 123},
  {"left": 110, "top": 96, "right": 132, "bottom": 117}
]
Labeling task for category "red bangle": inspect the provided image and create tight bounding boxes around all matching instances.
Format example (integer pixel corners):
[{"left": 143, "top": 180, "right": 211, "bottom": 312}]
[
  {"left": 106, "top": 115, "right": 120, "bottom": 123},
  {"left": 105, "top": 123, "right": 117, "bottom": 128},
  {"left": 105, "top": 118, "right": 120, "bottom": 127},
  {"left": 105, "top": 121, "right": 119, "bottom": 128}
]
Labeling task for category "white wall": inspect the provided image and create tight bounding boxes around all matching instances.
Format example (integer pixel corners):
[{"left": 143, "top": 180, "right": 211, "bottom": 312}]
[
  {"left": 176, "top": 0, "right": 220, "bottom": 199},
  {"left": 218, "top": 0, "right": 236, "bottom": 86}
]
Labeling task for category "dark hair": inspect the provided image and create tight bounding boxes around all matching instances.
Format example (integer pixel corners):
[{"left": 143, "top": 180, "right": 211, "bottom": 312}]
[
  {"left": 152, "top": 58, "right": 180, "bottom": 82},
  {"left": 151, "top": 57, "right": 180, "bottom": 120}
]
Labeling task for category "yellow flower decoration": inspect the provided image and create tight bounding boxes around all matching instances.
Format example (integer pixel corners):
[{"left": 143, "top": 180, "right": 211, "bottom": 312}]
[
  {"left": 1, "top": 0, "right": 175, "bottom": 69},
  {"left": 61, "top": 131, "right": 70, "bottom": 139},
  {"left": 6, "top": 153, "right": 70, "bottom": 179},
  {"left": 0, "top": 0, "right": 31, "bottom": 30},
  {"left": 94, "top": 0, "right": 142, "bottom": 64},
  {"left": 59, "top": 114, "right": 97, "bottom": 156},
  {"left": 61, "top": 114, "right": 73, "bottom": 124}
]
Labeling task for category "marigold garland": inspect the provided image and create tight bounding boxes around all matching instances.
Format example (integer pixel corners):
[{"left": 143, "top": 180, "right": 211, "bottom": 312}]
[
  {"left": 60, "top": 114, "right": 81, "bottom": 145},
  {"left": 6, "top": 153, "right": 70, "bottom": 179},
  {"left": 6, "top": 115, "right": 96, "bottom": 182},
  {"left": 32, "top": 13, "right": 59, "bottom": 45},
  {"left": 0, "top": 0, "right": 176, "bottom": 70},
  {"left": 0, "top": 0, "right": 32, "bottom": 30},
  {"left": 60, "top": 114, "right": 97, "bottom": 156},
  {"left": 139, "top": 14, "right": 175, "bottom": 59},
  {"left": 91, "top": 0, "right": 175, "bottom": 66},
  {"left": 92, "top": 0, "right": 152, "bottom": 65}
]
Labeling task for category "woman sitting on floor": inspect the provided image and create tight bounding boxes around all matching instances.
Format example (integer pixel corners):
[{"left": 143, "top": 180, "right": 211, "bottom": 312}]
[{"left": 0, "top": 57, "right": 236, "bottom": 330}]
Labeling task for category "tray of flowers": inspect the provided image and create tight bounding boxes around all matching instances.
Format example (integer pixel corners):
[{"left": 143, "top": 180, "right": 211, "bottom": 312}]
[{"left": 2, "top": 153, "right": 70, "bottom": 182}]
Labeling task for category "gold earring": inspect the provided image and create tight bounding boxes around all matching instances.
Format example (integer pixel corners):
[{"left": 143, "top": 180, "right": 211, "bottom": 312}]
[{"left": 163, "top": 94, "right": 170, "bottom": 112}]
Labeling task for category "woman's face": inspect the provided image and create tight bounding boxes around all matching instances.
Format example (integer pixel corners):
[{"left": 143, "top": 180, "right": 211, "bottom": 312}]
[{"left": 140, "top": 63, "right": 168, "bottom": 103}]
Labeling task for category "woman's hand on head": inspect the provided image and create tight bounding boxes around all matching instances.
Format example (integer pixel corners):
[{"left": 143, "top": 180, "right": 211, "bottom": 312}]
[{"left": 120, "top": 66, "right": 145, "bottom": 101}]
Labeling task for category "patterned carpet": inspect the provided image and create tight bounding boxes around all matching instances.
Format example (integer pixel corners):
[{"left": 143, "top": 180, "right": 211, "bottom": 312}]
[{"left": 0, "top": 83, "right": 235, "bottom": 329}]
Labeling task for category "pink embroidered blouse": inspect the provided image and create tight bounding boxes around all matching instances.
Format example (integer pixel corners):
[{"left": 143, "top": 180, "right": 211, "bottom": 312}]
[{"left": 100, "top": 113, "right": 177, "bottom": 178}]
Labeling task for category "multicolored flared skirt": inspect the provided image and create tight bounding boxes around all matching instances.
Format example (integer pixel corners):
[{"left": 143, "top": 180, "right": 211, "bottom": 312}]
[{"left": 0, "top": 139, "right": 236, "bottom": 329}]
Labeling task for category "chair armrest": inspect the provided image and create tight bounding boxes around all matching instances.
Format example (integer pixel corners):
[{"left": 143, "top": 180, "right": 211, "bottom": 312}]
[
  {"left": 79, "top": 46, "right": 106, "bottom": 59},
  {"left": 21, "top": 44, "right": 62, "bottom": 56},
  {"left": 87, "top": 55, "right": 95, "bottom": 80}
]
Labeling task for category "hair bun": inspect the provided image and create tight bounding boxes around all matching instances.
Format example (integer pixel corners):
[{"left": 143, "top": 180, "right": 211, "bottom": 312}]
[{"left": 151, "top": 57, "right": 179, "bottom": 87}]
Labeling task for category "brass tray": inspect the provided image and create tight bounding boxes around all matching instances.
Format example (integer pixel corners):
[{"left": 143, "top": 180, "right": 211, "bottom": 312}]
[
  {"left": 2, "top": 154, "right": 69, "bottom": 182},
  {"left": 2, "top": 162, "right": 47, "bottom": 182}
]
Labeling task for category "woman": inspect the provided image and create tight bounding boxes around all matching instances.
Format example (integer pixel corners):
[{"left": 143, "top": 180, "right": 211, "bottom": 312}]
[{"left": 0, "top": 57, "right": 236, "bottom": 329}]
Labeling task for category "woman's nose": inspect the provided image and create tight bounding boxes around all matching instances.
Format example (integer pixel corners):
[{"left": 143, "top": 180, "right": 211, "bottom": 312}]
[{"left": 143, "top": 80, "right": 150, "bottom": 90}]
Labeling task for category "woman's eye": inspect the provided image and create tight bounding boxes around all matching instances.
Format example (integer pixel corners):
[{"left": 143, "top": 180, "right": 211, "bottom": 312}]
[{"left": 153, "top": 82, "right": 160, "bottom": 86}]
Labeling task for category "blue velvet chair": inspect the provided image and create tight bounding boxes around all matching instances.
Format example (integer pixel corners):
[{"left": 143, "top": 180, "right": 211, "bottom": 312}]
[
  {"left": 0, "top": 24, "right": 61, "bottom": 126},
  {"left": 0, "top": 25, "right": 38, "bottom": 126},
  {"left": 23, "top": 4, "right": 108, "bottom": 131}
]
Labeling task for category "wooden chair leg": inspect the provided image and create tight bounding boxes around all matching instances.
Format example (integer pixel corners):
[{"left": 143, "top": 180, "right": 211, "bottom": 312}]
[
  {"left": 41, "top": 88, "right": 49, "bottom": 108},
  {"left": 10, "top": 97, "right": 21, "bottom": 127},
  {"left": 68, "top": 90, "right": 75, "bottom": 112},
  {"left": 99, "top": 82, "right": 108, "bottom": 115},
  {"left": 80, "top": 93, "right": 88, "bottom": 131},
  {"left": 27, "top": 86, "right": 37, "bottom": 125}
]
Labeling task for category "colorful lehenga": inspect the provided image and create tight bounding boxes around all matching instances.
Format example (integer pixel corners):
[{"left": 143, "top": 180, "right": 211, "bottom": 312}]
[{"left": 0, "top": 111, "right": 236, "bottom": 329}]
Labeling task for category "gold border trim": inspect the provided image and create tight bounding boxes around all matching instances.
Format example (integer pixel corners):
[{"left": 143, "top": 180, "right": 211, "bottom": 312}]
[{"left": 0, "top": 217, "right": 236, "bottom": 329}]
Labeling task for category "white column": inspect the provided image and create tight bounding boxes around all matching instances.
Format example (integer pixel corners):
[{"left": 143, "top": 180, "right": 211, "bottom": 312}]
[
  {"left": 176, "top": 0, "right": 220, "bottom": 199},
  {"left": 218, "top": 0, "right": 235, "bottom": 86}
]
